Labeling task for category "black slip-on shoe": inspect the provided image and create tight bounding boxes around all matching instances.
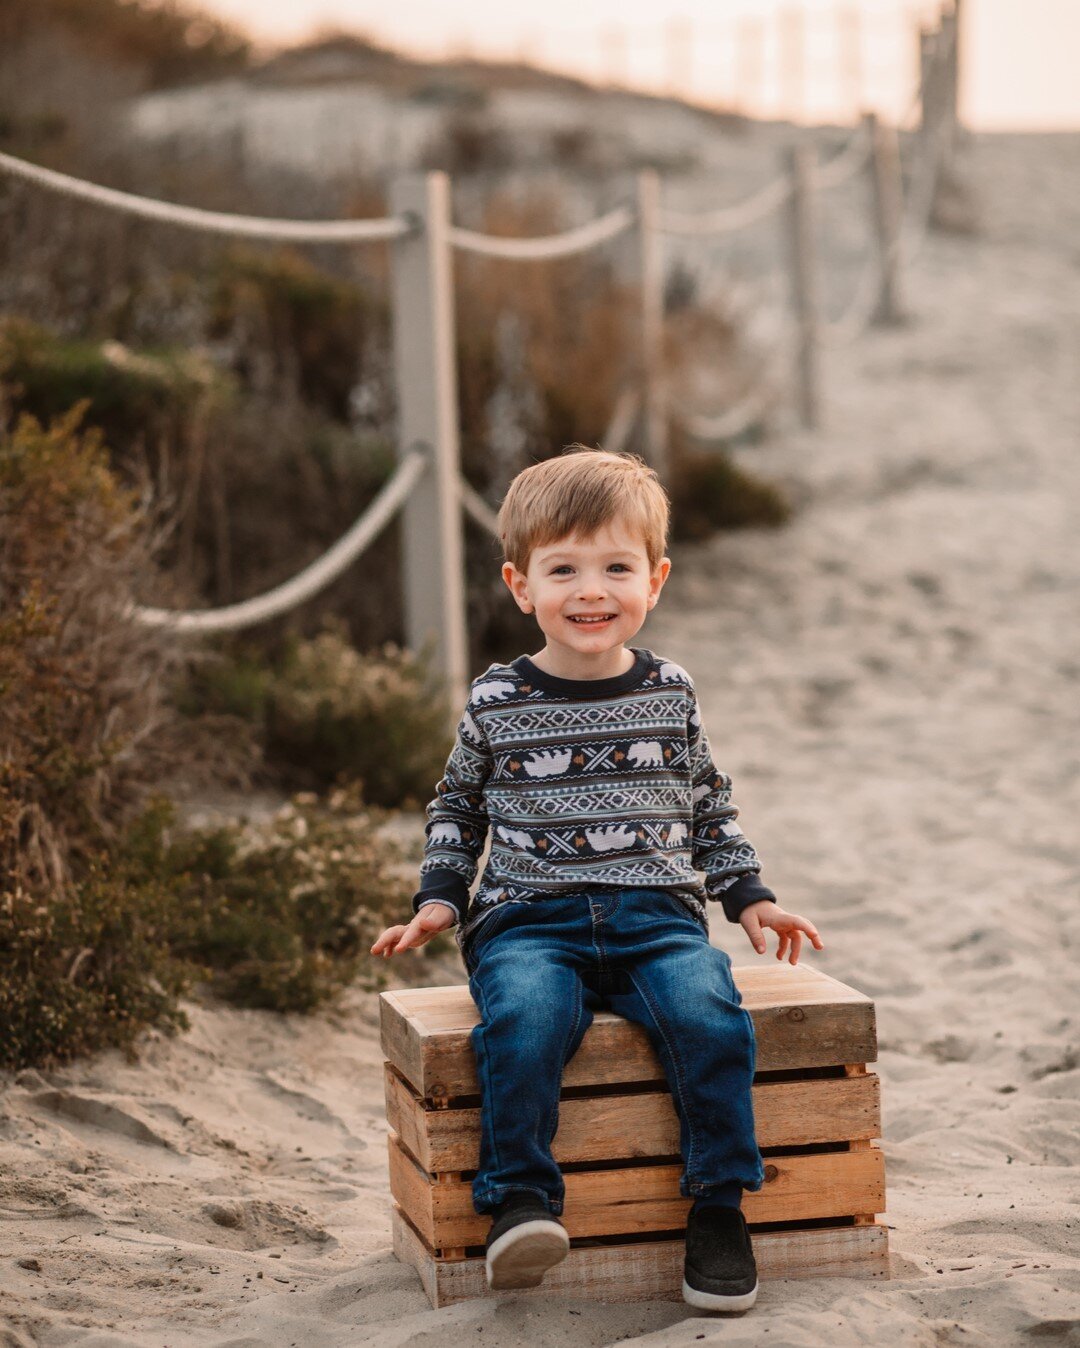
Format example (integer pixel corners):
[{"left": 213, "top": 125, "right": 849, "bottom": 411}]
[
  {"left": 682, "top": 1204, "right": 759, "bottom": 1313},
  {"left": 484, "top": 1193, "right": 570, "bottom": 1291}
]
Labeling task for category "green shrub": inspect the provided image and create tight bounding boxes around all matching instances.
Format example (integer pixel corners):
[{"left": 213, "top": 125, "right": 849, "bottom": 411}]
[
  {"left": 207, "top": 248, "right": 389, "bottom": 420},
  {"left": 670, "top": 446, "right": 791, "bottom": 540},
  {"left": 160, "top": 790, "right": 407, "bottom": 1013},
  {"left": 0, "top": 317, "right": 229, "bottom": 457},
  {"left": 0, "top": 805, "right": 192, "bottom": 1070},
  {"left": 175, "top": 646, "right": 273, "bottom": 727},
  {"left": 177, "top": 633, "right": 454, "bottom": 809},
  {"left": 266, "top": 632, "right": 454, "bottom": 808},
  {"left": 0, "top": 406, "right": 195, "bottom": 893},
  {"left": 0, "top": 791, "right": 410, "bottom": 1069}
]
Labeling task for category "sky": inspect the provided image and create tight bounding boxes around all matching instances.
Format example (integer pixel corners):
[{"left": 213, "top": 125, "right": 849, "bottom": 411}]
[{"left": 194, "top": 0, "right": 1080, "bottom": 132}]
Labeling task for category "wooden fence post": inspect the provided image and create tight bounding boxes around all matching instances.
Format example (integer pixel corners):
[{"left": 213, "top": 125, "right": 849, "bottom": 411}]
[
  {"left": 865, "top": 111, "right": 904, "bottom": 325},
  {"left": 948, "top": 0, "right": 963, "bottom": 137},
  {"left": 938, "top": 3, "right": 960, "bottom": 165},
  {"left": 917, "top": 9, "right": 957, "bottom": 233},
  {"left": 636, "top": 169, "right": 669, "bottom": 481},
  {"left": 916, "top": 24, "right": 936, "bottom": 140},
  {"left": 785, "top": 145, "right": 821, "bottom": 430},
  {"left": 389, "top": 172, "right": 469, "bottom": 716}
]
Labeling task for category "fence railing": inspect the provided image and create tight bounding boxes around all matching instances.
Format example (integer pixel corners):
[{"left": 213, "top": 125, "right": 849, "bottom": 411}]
[{"left": 0, "top": 2, "right": 962, "bottom": 712}]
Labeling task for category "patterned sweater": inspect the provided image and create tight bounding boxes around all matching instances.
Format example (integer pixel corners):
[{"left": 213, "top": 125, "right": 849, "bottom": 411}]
[{"left": 412, "top": 647, "right": 776, "bottom": 951}]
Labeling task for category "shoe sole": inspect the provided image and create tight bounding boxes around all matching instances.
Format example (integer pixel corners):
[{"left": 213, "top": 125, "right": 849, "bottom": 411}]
[
  {"left": 682, "top": 1278, "right": 759, "bottom": 1313},
  {"left": 485, "top": 1219, "right": 570, "bottom": 1291}
]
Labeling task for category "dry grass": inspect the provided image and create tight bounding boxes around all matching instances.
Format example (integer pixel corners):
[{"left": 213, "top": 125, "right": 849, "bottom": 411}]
[{"left": 0, "top": 406, "right": 250, "bottom": 897}]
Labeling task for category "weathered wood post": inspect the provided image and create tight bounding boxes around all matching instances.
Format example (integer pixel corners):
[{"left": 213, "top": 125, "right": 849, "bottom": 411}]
[
  {"left": 947, "top": 0, "right": 963, "bottom": 137},
  {"left": 916, "top": 10, "right": 958, "bottom": 233},
  {"left": 636, "top": 169, "right": 669, "bottom": 481},
  {"left": 916, "top": 24, "right": 936, "bottom": 140},
  {"left": 389, "top": 172, "right": 469, "bottom": 716},
  {"left": 785, "top": 145, "right": 822, "bottom": 430},
  {"left": 865, "top": 111, "right": 905, "bottom": 325},
  {"left": 938, "top": 1, "right": 961, "bottom": 165}
]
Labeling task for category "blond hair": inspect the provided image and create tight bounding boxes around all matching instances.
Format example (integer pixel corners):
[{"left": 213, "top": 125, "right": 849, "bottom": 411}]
[{"left": 498, "top": 446, "right": 669, "bottom": 572}]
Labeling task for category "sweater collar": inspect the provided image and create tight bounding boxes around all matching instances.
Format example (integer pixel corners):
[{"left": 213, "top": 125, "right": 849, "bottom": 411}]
[{"left": 512, "top": 647, "right": 652, "bottom": 699}]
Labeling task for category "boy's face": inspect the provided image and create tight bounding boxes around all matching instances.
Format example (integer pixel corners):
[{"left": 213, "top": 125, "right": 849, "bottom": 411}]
[{"left": 502, "top": 521, "right": 671, "bottom": 668}]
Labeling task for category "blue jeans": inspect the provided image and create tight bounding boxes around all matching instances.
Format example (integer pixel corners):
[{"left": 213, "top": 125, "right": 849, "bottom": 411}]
[{"left": 463, "top": 887, "right": 766, "bottom": 1216}]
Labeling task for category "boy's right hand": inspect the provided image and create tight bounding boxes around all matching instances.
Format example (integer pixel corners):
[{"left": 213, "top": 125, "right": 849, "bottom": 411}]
[{"left": 370, "top": 902, "right": 457, "bottom": 958}]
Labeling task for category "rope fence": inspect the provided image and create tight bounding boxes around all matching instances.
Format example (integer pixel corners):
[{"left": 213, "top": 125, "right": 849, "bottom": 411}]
[
  {"left": 0, "top": 149, "right": 414, "bottom": 244},
  {"left": 660, "top": 175, "right": 791, "bottom": 239},
  {"left": 0, "top": 1, "right": 963, "bottom": 704},
  {"left": 448, "top": 206, "right": 635, "bottom": 260},
  {"left": 459, "top": 475, "right": 502, "bottom": 540},
  {"left": 130, "top": 443, "right": 429, "bottom": 633}
]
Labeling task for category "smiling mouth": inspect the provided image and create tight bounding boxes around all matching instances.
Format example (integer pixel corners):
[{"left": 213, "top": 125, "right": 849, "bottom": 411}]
[{"left": 568, "top": 615, "right": 616, "bottom": 624}]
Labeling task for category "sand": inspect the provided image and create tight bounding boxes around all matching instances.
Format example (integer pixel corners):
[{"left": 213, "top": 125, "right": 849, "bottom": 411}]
[{"left": 2, "top": 129, "right": 1079, "bottom": 1345}]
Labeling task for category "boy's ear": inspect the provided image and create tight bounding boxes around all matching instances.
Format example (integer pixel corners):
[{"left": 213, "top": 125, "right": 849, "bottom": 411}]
[
  {"left": 647, "top": 556, "right": 672, "bottom": 609},
  {"left": 502, "top": 561, "right": 533, "bottom": 613}
]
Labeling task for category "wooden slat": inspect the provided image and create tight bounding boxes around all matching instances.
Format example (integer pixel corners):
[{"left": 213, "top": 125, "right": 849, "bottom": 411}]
[
  {"left": 388, "top": 1131, "right": 886, "bottom": 1249},
  {"left": 384, "top": 1062, "right": 881, "bottom": 1172},
  {"left": 392, "top": 1203, "right": 889, "bottom": 1308},
  {"left": 379, "top": 965, "right": 876, "bottom": 1099},
  {"left": 379, "top": 990, "right": 425, "bottom": 1091}
]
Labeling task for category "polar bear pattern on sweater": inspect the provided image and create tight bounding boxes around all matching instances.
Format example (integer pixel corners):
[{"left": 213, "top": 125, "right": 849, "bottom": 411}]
[
  {"left": 416, "top": 647, "right": 769, "bottom": 945},
  {"left": 627, "top": 740, "right": 664, "bottom": 768},
  {"left": 522, "top": 748, "right": 573, "bottom": 778}
]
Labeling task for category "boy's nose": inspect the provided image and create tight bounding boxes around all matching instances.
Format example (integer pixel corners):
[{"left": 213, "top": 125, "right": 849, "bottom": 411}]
[{"left": 576, "top": 578, "right": 607, "bottom": 601}]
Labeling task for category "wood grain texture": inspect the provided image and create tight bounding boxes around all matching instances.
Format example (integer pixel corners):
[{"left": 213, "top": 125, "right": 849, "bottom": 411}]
[
  {"left": 391, "top": 1203, "right": 890, "bottom": 1308},
  {"left": 379, "top": 964, "right": 877, "bottom": 1099},
  {"left": 384, "top": 1062, "right": 881, "bottom": 1172},
  {"left": 388, "top": 1131, "right": 886, "bottom": 1248}
]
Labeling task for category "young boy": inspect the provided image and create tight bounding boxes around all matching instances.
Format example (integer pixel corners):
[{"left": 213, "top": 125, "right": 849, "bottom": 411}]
[{"left": 372, "top": 448, "right": 823, "bottom": 1312}]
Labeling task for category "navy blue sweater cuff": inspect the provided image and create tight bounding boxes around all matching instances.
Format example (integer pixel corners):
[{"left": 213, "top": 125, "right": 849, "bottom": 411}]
[
  {"left": 412, "top": 869, "right": 469, "bottom": 925},
  {"left": 715, "top": 873, "right": 777, "bottom": 924}
]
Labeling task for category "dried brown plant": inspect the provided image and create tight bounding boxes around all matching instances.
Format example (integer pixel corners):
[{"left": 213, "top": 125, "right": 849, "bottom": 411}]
[{"left": 0, "top": 405, "right": 252, "bottom": 900}]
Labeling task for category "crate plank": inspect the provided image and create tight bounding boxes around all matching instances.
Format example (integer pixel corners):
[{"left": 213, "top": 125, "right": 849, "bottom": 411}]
[
  {"left": 392, "top": 1203, "right": 889, "bottom": 1308},
  {"left": 388, "top": 1131, "right": 886, "bottom": 1249},
  {"left": 384, "top": 1062, "right": 881, "bottom": 1172},
  {"left": 379, "top": 965, "right": 876, "bottom": 1100}
]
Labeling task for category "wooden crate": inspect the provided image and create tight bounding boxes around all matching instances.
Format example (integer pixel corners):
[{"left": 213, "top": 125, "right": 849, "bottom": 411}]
[{"left": 381, "top": 964, "right": 888, "bottom": 1307}]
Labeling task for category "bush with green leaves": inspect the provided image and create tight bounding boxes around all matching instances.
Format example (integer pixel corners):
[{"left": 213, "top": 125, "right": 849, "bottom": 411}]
[
  {"left": 161, "top": 790, "right": 408, "bottom": 1013},
  {"left": 0, "top": 405, "right": 198, "bottom": 895},
  {"left": 670, "top": 444, "right": 791, "bottom": 540},
  {"left": 0, "top": 316, "right": 230, "bottom": 463},
  {"left": 266, "top": 633, "right": 454, "bottom": 808},
  {"left": 0, "top": 811, "right": 193, "bottom": 1070},
  {"left": 179, "top": 632, "right": 455, "bottom": 808},
  {"left": 1, "top": 792, "right": 411, "bottom": 1070},
  {"left": 0, "top": 410, "right": 412, "bottom": 1070}
]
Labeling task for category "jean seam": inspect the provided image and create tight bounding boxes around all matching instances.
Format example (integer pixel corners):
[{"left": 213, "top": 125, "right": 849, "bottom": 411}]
[
  {"left": 470, "top": 974, "right": 503, "bottom": 1184},
  {"left": 591, "top": 904, "right": 608, "bottom": 990},
  {"left": 625, "top": 963, "right": 701, "bottom": 1186},
  {"left": 544, "top": 974, "right": 583, "bottom": 1149},
  {"left": 463, "top": 900, "right": 521, "bottom": 968}
]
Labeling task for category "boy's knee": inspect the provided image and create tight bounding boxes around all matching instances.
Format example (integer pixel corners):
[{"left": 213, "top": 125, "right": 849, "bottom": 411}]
[{"left": 479, "top": 966, "right": 583, "bottom": 1051}]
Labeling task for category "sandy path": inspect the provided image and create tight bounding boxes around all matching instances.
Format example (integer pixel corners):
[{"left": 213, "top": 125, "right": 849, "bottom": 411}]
[{"left": 1, "top": 131, "right": 1078, "bottom": 1346}]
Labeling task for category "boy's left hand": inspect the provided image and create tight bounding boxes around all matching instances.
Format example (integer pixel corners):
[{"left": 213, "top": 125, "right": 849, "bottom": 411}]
[{"left": 739, "top": 900, "right": 823, "bottom": 965}]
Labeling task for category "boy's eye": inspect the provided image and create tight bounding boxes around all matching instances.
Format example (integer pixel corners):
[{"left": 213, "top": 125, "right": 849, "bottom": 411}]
[{"left": 548, "top": 563, "right": 632, "bottom": 575}]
